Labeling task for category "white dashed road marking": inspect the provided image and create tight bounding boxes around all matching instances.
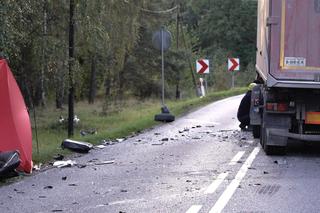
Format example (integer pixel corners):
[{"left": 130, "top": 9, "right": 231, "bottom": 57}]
[
  {"left": 209, "top": 147, "right": 260, "bottom": 213},
  {"left": 204, "top": 172, "right": 229, "bottom": 194},
  {"left": 186, "top": 205, "right": 202, "bottom": 213},
  {"left": 228, "top": 151, "right": 245, "bottom": 165}
]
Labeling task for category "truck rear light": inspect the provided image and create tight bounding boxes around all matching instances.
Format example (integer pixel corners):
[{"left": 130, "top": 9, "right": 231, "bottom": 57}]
[
  {"left": 266, "top": 102, "right": 277, "bottom": 111},
  {"left": 305, "top": 112, "right": 320, "bottom": 125},
  {"left": 277, "top": 103, "right": 288, "bottom": 112},
  {"left": 266, "top": 102, "right": 289, "bottom": 112}
]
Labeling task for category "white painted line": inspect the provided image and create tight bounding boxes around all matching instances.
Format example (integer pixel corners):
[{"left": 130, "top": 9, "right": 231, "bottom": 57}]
[
  {"left": 204, "top": 172, "right": 229, "bottom": 194},
  {"left": 228, "top": 151, "right": 245, "bottom": 165},
  {"left": 186, "top": 205, "right": 202, "bottom": 213},
  {"left": 209, "top": 147, "right": 260, "bottom": 213}
]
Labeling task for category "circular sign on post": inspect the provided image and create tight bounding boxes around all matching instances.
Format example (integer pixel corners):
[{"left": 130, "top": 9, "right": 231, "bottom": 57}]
[{"left": 152, "top": 27, "right": 172, "bottom": 51}]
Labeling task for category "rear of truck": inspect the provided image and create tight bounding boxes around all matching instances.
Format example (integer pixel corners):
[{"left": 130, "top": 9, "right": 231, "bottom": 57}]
[{"left": 253, "top": 0, "right": 320, "bottom": 154}]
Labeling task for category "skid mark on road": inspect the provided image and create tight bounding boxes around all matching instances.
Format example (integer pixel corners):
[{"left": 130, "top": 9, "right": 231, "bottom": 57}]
[
  {"left": 256, "top": 184, "right": 281, "bottom": 196},
  {"left": 209, "top": 147, "right": 260, "bottom": 213}
]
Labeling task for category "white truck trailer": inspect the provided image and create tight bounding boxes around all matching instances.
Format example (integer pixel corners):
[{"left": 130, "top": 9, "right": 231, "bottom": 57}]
[{"left": 251, "top": 0, "right": 320, "bottom": 154}]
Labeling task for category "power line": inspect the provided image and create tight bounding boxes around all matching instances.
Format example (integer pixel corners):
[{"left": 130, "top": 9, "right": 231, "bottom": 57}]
[{"left": 139, "top": 5, "right": 178, "bottom": 15}]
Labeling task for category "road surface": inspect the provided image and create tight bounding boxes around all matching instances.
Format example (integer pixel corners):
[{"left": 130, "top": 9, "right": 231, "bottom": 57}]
[{"left": 1, "top": 95, "right": 320, "bottom": 213}]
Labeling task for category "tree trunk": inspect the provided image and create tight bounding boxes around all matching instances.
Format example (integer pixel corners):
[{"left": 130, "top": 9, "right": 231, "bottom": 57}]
[
  {"left": 39, "top": 0, "right": 48, "bottom": 107},
  {"left": 55, "top": 62, "right": 65, "bottom": 109},
  {"left": 88, "top": 55, "right": 97, "bottom": 104},
  {"left": 68, "top": 0, "right": 75, "bottom": 137},
  {"left": 175, "top": 6, "right": 181, "bottom": 100}
]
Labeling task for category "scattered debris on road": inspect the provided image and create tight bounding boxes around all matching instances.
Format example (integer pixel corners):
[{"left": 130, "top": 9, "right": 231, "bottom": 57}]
[
  {"left": 61, "top": 139, "right": 93, "bottom": 153},
  {"left": 44, "top": 185, "right": 53, "bottom": 189},
  {"left": 94, "top": 160, "right": 115, "bottom": 165},
  {"left": 53, "top": 154, "right": 64, "bottom": 160},
  {"left": 179, "top": 128, "right": 190, "bottom": 133},
  {"left": 274, "top": 160, "right": 287, "bottom": 165},
  {"left": 152, "top": 142, "right": 164, "bottom": 146},
  {"left": 95, "top": 145, "right": 106, "bottom": 149},
  {"left": 33, "top": 163, "right": 42, "bottom": 171},
  {"left": 116, "top": 138, "right": 125, "bottom": 143},
  {"left": 53, "top": 160, "right": 77, "bottom": 168}
]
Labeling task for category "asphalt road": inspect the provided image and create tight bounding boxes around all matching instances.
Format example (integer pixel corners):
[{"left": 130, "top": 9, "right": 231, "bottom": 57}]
[{"left": 1, "top": 95, "right": 320, "bottom": 213}]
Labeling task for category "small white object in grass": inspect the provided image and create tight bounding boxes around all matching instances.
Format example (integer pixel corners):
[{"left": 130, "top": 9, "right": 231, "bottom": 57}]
[
  {"left": 73, "top": 115, "right": 80, "bottom": 124},
  {"left": 58, "top": 116, "right": 65, "bottom": 123}
]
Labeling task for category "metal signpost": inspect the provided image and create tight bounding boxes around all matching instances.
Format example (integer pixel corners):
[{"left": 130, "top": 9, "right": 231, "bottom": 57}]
[
  {"left": 196, "top": 59, "right": 209, "bottom": 96},
  {"left": 152, "top": 27, "right": 175, "bottom": 122},
  {"left": 228, "top": 58, "right": 240, "bottom": 88}
]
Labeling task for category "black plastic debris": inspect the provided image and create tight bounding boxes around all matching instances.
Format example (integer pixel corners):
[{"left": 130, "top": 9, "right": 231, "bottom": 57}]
[
  {"left": 53, "top": 154, "right": 64, "bottom": 161},
  {"left": 0, "top": 150, "right": 20, "bottom": 177},
  {"left": 44, "top": 186, "right": 53, "bottom": 189},
  {"left": 80, "top": 129, "right": 97, "bottom": 136},
  {"left": 61, "top": 139, "right": 93, "bottom": 153}
]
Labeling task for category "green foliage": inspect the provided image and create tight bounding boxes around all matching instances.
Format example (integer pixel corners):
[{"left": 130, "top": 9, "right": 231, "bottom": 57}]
[{"left": 0, "top": 0, "right": 257, "bottom": 106}]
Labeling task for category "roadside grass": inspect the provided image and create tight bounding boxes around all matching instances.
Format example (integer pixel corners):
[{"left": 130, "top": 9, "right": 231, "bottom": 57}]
[{"left": 31, "top": 88, "right": 246, "bottom": 164}]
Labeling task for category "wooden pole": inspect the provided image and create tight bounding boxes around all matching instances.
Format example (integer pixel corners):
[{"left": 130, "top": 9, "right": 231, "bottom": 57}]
[{"left": 68, "top": 0, "right": 75, "bottom": 137}]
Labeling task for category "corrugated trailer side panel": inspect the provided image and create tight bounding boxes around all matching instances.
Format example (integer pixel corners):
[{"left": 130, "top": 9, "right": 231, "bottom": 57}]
[
  {"left": 256, "top": 0, "right": 270, "bottom": 81},
  {"left": 257, "top": 0, "right": 320, "bottom": 87}
]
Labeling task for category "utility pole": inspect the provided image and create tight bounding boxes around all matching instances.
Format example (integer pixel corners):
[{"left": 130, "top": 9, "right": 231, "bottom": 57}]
[
  {"left": 68, "top": 0, "right": 75, "bottom": 137},
  {"left": 175, "top": 3, "right": 180, "bottom": 100}
]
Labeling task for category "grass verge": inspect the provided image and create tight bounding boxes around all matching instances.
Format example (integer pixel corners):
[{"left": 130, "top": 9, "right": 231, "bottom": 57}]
[{"left": 31, "top": 88, "right": 246, "bottom": 163}]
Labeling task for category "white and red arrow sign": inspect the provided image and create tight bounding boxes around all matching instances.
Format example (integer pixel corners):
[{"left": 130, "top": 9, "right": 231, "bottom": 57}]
[
  {"left": 196, "top": 59, "right": 209, "bottom": 74},
  {"left": 228, "top": 58, "right": 240, "bottom": 71}
]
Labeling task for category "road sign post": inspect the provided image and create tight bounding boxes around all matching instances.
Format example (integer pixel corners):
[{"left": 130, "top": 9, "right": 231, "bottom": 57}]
[
  {"left": 152, "top": 27, "right": 175, "bottom": 122},
  {"left": 228, "top": 58, "right": 240, "bottom": 88},
  {"left": 196, "top": 59, "right": 209, "bottom": 96}
]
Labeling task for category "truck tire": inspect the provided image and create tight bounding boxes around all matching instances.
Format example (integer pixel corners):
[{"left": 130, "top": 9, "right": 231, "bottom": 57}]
[{"left": 252, "top": 125, "right": 261, "bottom": 138}]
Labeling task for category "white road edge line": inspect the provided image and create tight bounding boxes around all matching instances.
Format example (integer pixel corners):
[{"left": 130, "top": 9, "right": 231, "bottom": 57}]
[
  {"left": 204, "top": 172, "right": 229, "bottom": 194},
  {"left": 228, "top": 151, "right": 246, "bottom": 165},
  {"left": 209, "top": 147, "right": 260, "bottom": 213},
  {"left": 186, "top": 205, "right": 202, "bottom": 213}
]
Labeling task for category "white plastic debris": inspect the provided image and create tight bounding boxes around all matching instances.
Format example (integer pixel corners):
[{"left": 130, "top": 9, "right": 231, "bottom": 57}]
[
  {"left": 53, "top": 160, "right": 77, "bottom": 168},
  {"left": 33, "top": 163, "right": 42, "bottom": 171},
  {"left": 94, "top": 160, "right": 115, "bottom": 165},
  {"left": 73, "top": 115, "right": 80, "bottom": 124},
  {"left": 95, "top": 145, "right": 106, "bottom": 149}
]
